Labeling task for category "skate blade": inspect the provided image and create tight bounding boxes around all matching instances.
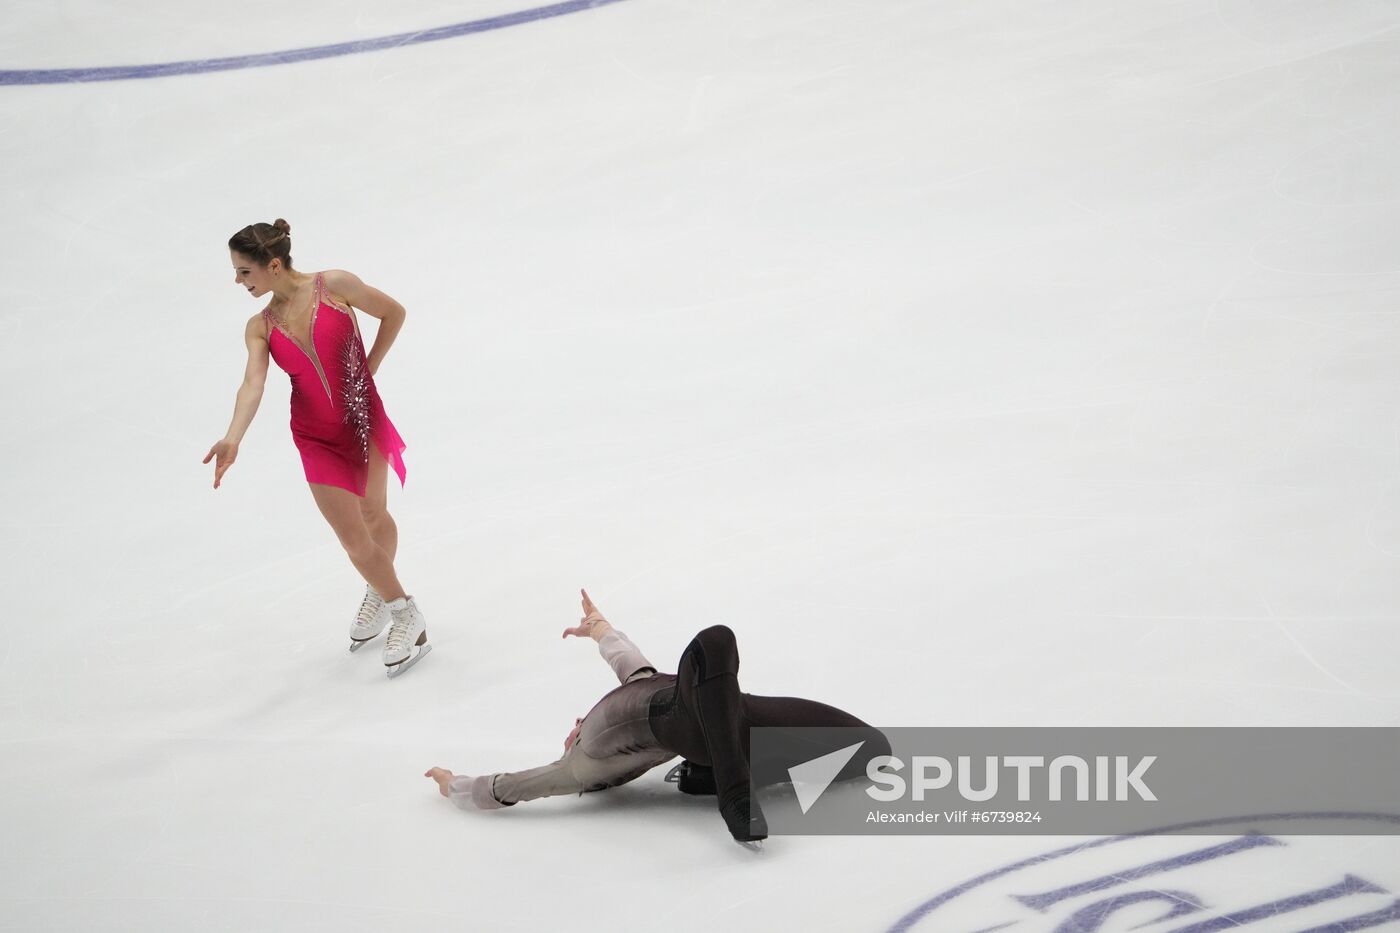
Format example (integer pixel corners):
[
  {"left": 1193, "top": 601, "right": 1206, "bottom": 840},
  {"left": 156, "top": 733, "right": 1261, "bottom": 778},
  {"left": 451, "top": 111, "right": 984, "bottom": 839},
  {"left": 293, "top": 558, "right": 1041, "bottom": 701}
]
[
  {"left": 736, "top": 839, "right": 765, "bottom": 852},
  {"left": 348, "top": 640, "right": 368, "bottom": 653},
  {"left": 386, "top": 643, "right": 432, "bottom": 679}
]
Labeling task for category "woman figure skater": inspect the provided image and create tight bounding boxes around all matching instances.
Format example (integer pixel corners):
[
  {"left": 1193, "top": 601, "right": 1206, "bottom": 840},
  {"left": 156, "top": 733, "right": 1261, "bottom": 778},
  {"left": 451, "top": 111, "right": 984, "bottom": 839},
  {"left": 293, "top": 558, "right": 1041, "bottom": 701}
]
[
  {"left": 205, "top": 219, "right": 429, "bottom": 676},
  {"left": 425, "top": 590, "right": 889, "bottom": 845}
]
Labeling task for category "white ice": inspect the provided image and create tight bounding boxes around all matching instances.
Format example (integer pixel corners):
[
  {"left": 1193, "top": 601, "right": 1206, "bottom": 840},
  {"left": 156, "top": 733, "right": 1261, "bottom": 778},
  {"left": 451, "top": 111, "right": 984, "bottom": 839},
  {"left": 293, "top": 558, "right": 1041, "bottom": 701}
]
[{"left": 3, "top": 1, "right": 1400, "bottom": 930}]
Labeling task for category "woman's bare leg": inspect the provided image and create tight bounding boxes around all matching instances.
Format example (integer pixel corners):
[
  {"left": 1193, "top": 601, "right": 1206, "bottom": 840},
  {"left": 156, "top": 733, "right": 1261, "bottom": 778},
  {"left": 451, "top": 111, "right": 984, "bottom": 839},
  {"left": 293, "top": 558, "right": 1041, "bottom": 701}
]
[
  {"left": 309, "top": 482, "right": 406, "bottom": 601},
  {"left": 359, "top": 447, "right": 398, "bottom": 562}
]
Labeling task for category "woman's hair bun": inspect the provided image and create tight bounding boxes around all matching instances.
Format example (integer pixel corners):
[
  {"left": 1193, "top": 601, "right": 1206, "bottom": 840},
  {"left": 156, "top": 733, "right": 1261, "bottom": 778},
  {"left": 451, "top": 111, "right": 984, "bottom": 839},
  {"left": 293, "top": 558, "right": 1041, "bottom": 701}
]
[{"left": 229, "top": 219, "right": 294, "bottom": 268}]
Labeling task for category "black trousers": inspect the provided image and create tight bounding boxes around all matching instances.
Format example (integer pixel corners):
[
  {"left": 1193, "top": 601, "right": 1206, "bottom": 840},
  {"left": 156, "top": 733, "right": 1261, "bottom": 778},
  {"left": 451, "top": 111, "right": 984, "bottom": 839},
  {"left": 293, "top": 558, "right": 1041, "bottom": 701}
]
[{"left": 647, "top": 625, "right": 891, "bottom": 801}]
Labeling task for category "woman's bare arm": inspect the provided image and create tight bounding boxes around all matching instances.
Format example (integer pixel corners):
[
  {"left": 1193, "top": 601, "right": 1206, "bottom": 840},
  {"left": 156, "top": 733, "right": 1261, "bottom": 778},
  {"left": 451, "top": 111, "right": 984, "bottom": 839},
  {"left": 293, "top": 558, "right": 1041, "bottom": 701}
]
[
  {"left": 204, "top": 316, "right": 269, "bottom": 488},
  {"left": 322, "top": 269, "right": 405, "bottom": 376}
]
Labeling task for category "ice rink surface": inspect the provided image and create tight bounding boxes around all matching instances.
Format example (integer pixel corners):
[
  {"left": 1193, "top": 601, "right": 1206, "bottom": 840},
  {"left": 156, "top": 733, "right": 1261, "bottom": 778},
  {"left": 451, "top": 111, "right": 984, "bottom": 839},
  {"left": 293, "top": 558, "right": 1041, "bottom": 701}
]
[{"left": 3, "top": 1, "right": 1399, "bottom": 930}]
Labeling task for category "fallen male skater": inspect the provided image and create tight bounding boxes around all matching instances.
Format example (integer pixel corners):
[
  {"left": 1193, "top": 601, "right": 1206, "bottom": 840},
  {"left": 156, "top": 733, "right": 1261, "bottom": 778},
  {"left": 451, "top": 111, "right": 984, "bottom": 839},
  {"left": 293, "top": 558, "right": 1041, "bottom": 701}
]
[{"left": 426, "top": 589, "right": 889, "bottom": 847}]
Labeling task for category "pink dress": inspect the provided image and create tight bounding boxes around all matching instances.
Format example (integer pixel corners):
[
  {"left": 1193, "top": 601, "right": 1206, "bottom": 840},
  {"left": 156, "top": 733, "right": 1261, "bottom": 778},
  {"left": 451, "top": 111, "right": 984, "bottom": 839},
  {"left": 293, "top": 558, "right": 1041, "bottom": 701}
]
[{"left": 263, "top": 272, "right": 407, "bottom": 497}]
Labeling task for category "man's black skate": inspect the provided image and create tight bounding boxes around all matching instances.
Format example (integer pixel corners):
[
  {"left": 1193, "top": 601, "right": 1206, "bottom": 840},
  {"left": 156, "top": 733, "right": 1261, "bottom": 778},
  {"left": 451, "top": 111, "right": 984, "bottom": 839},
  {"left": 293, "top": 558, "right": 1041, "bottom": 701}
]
[
  {"left": 664, "top": 760, "right": 716, "bottom": 796},
  {"left": 719, "top": 790, "right": 767, "bottom": 847}
]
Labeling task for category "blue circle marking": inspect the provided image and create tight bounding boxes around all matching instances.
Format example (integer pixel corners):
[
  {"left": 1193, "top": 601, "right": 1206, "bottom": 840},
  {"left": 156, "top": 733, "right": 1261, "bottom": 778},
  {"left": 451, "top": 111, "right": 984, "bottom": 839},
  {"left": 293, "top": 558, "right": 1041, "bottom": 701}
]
[
  {"left": 0, "top": 0, "right": 630, "bottom": 86},
  {"left": 888, "top": 811, "right": 1400, "bottom": 933}
]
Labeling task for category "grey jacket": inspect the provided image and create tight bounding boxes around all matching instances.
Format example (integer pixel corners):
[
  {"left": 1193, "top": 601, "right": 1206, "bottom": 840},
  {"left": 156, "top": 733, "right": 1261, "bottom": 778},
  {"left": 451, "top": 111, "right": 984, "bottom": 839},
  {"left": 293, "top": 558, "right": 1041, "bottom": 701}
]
[{"left": 448, "top": 630, "right": 678, "bottom": 810}]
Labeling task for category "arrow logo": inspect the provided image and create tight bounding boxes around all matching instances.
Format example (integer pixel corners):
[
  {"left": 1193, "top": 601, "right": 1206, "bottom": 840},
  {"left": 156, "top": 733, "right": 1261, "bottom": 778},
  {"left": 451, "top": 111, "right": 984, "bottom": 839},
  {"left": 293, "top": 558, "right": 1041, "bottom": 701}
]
[{"left": 788, "top": 741, "right": 866, "bottom": 814}]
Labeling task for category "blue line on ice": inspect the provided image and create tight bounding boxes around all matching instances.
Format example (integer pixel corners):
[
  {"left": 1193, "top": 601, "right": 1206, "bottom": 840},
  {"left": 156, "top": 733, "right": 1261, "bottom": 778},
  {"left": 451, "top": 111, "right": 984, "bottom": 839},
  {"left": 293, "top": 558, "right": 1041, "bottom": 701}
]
[{"left": 0, "top": 0, "right": 629, "bottom": 85}]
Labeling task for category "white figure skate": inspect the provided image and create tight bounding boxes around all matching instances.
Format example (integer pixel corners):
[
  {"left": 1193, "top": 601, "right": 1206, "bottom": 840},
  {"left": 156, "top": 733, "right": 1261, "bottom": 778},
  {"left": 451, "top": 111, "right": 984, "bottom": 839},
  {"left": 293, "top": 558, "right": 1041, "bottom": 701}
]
[
  {"left": 383, "top": 596, "right": 431, "bottom": 678},
  {"left": 348, "top": 585, "right": 390, "bottom": 652}
]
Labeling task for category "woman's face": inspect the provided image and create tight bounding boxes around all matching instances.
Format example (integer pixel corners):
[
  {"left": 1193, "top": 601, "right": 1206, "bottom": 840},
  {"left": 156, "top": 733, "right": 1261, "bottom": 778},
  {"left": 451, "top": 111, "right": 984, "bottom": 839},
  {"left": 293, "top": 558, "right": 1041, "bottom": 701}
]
[
  {"left": 564, "top": 717, "right": 584, "bottom": 753},
  {"left": 231, "top": 251, "right": 277, "bottom": 298}
]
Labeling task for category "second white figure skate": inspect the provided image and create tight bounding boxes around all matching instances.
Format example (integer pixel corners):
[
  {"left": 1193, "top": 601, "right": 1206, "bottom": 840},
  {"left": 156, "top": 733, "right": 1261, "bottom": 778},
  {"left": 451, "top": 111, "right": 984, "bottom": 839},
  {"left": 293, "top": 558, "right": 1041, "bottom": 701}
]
[
  {"left": 348, "top": 585, "right": 390, "bottom": 652},
  {"left": 383, "top": 596, "right": 431, "bottom": 678}
]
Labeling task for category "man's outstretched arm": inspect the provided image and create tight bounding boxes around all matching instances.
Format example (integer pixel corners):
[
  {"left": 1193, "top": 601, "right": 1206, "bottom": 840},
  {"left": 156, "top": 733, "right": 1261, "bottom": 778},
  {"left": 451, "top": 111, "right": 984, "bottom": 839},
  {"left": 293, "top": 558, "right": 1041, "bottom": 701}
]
[
  {"left": 426, "top": 762, "right": 590, "bottom": 810},
  {"left": 562, "top": 588, "right": 656, "bottom": 683},
  {"left": 424, "top": 589, "right": 660, "bottom": 809},
  {"left": 439, "top": 771, "right": 506, "bottom": 809}
]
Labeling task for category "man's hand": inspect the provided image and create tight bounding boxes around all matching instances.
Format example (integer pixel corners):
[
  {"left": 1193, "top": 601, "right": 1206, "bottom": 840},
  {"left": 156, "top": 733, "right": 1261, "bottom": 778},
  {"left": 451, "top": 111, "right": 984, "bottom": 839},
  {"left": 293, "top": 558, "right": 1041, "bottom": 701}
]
[
  {"left": 424, "top": 767, "right": 454, "bottom": 798},
  {"left": 561, "top": 588, "right": 613, "bottom": 642}
]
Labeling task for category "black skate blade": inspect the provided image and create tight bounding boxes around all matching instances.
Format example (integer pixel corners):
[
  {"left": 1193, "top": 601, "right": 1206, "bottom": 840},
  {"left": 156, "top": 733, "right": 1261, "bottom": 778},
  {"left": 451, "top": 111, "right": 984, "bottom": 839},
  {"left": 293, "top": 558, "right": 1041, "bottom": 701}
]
[
  {"left": 735, "top": 839, "right": 765, "bottom": 853},
  {"left": 386, "top": 643, "right": 432, "bottom": 679}
]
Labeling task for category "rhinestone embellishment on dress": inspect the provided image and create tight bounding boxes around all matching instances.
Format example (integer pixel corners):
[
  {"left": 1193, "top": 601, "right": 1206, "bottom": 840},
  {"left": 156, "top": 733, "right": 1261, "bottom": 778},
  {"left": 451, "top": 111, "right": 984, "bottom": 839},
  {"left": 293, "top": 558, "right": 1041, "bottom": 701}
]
[{"left": 340, "top": 335, "right": 372, "bottom": 463}]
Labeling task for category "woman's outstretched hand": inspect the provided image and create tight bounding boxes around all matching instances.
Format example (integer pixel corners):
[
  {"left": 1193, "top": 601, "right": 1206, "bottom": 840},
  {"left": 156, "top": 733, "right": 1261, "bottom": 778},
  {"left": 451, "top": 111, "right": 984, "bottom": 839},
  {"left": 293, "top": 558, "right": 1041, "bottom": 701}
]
[
  {"left": 561, "top": 588, "right": 613, "bottom": 642},
  {"left": 425, "top": 767, "right": 453, "bottom": 798},
  {"left": 203, "top": 440, "right": 239, "bottom": 489}
]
